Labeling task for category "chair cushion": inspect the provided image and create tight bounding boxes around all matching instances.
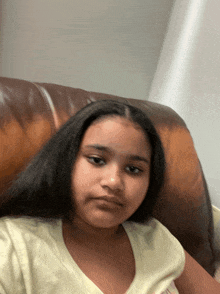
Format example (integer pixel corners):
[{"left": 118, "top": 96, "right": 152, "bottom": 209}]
[{"left": 0, "top": 77, "right": 216, "bottom": 275}]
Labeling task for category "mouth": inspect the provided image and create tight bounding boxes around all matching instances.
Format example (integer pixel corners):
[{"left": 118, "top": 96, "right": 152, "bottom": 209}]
[{"left": 93, "top": 196, "right": 123, "bottom": 207}]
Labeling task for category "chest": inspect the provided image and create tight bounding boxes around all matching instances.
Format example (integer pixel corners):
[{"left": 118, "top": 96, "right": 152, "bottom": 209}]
[{"left": 64, "top": 234, "right": 135, "bottom": 294}]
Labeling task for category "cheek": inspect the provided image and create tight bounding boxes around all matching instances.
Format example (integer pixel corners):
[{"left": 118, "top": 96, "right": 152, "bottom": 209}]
[
  {"left": 71, "top": 160, "right": 98, "bottom": 196},
  {"left": 128, "top": 178, "right": 150, "bottom": 205},
  {"left": 72, "top": 159, "right": 88, "bottom": 184}
]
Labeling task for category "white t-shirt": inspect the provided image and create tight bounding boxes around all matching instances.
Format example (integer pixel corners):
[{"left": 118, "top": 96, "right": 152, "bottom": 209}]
[{"left": 0, "top": 217, "right": 185, "bottom": 294}]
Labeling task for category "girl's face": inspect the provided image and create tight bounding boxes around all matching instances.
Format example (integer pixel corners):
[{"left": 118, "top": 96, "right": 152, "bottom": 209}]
[{"left": 71, "top": 116, "right": 151, "bottom": 229}]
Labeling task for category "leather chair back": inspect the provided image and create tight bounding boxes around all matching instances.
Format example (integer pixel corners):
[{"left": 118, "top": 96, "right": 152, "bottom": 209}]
[{"left": 0, "top": 77, "right": 215, "bottom": 275}]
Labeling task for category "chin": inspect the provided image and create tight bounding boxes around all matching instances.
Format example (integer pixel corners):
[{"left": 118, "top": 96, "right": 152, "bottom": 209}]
[
  {"left": 87, "top": 215, "right": 125, "bottom": 229},
  {"left": 81, "top": 209, "right": 132, "bottom": 229}
]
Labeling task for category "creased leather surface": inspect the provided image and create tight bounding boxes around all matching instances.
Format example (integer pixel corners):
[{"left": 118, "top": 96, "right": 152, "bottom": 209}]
[{"left": 0, "top": 77, "right": 216, "bottom": 275}]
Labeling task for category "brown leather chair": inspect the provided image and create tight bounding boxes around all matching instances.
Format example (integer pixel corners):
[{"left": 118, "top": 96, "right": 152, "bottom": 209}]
[{"left": 0, "top": 76, "right": 216, "bottom": 276}]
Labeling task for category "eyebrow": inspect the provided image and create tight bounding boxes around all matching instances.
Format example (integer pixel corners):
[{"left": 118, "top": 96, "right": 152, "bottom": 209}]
[{"left": 84, "top": 144, "right": 150, "bottom": 164}]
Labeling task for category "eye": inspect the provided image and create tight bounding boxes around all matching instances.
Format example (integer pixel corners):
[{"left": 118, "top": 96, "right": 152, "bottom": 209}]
[
  {"left": 126, "top": 165, "right": 142, "bottom": 175},
  {"left": 88, "top": 156, "right": 105, "bottom": 166}
]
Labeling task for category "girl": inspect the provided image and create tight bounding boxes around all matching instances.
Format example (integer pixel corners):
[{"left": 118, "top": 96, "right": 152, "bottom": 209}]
[{"left": 0, "top": 100, "right": 219, "bottom": 293}]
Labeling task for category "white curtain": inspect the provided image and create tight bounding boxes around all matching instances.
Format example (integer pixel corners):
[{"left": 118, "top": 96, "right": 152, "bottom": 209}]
[{"left": 149, "top": 0, "right": 220, "bottom": 208}]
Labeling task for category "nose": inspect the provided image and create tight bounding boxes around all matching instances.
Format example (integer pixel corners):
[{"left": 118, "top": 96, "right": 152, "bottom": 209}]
[{"left": 100, "top": 164, "right": 124, "bottom": 192}]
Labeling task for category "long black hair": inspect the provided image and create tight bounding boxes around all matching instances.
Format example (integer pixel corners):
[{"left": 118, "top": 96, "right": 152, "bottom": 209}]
[{"left": 0, "top": 100, "right": 166, "bottom": 223}]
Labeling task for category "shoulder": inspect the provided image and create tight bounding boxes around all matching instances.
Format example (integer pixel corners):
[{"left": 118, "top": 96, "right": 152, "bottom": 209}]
[
  {"left": 0, "top": 216, "right": 61, "bottom": 243},
  {"left": 0, "top": 215, "right": 57, "bottom": 228},
  {"left": 124, "top": 218, "right": 185, "bottom": 276},
  {"left": 0, "top": 216, "right": 62, "bottom": 266},
  {"left": 0, "top": 217, "right": 63, "bottom": 294},
  {"left": 124, "top": 218, "right": 183, "bottom": 250},
  {"left": 124, "top": 217, "right": 178, "bottom": 243}
]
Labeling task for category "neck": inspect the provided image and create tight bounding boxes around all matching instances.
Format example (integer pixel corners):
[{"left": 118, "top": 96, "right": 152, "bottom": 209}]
[{"left": 63, "top": 217, "right": 124, "bottom": 244}]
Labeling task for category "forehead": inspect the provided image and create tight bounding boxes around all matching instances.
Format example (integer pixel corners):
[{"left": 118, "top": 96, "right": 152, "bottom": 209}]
[{"left": 80, "top": 116, "right": 151, "bottom": 157}]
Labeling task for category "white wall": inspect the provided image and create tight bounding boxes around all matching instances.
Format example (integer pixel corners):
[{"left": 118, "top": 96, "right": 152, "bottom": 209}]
[
  {"left": 0, "top": 0, "right": 174, "bottom": 100},
  {"left": 149, "top": 0, "right": 220, "bottom": 208}
]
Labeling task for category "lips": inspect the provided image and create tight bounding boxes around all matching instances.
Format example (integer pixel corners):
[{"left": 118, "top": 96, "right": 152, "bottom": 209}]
[{"left": 93, "top": 196, "right": 123, "bottom": 206}]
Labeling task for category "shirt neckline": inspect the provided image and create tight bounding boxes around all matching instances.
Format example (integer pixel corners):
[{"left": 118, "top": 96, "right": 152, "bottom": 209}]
[{"left": 53, "top": 220, "right": 141, "bottom": 294}]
